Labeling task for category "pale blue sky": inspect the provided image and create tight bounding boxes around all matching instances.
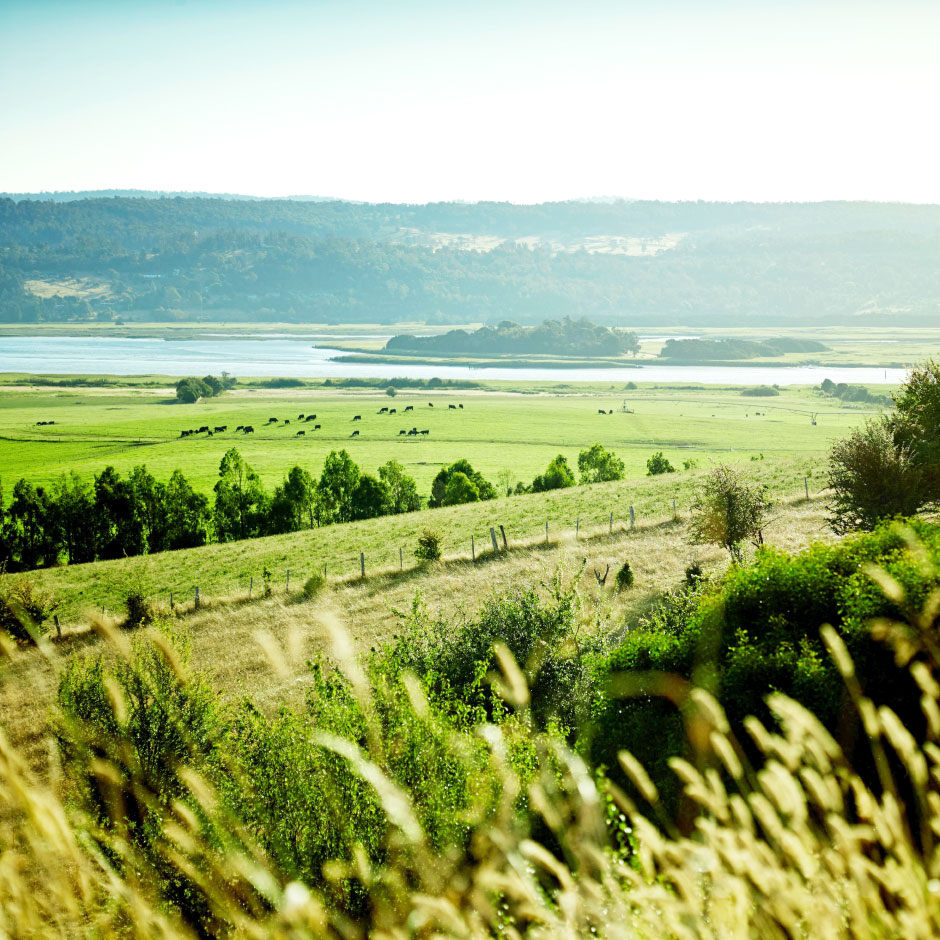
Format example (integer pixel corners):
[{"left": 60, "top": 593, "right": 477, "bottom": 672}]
[{"left": 2, "top": 0, "right": 938, "bottom": 202}]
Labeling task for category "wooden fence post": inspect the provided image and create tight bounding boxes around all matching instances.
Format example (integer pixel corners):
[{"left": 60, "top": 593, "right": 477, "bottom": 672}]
[
  {"left": 286, "top": 569, "right": 290, "bottom": 593},
  {"left": 629, "top": 505, "right": 635, "bottom": 529},
  {"left": 576, "top": 517, "right": 579, "bottom": 538},
  {"left": 545, "top": 520, "right": 549, "bottom": 543},
  {"left": 490, "top": 527, "right": 500, "bottom": 554},
  {"left": 672, "top": 497, "right": 677, "bottom": 519},
  {"left": 804, "top": 477, "right": 809, "bottom": 500},
  {"left": 195, "top": 586, "right": 200, "bottom": 611},
  {"left": 54, "top": 614, "right": 61, "bottom": 638},
  {"left": 360, "top": 553, "right": 365, "bottom": 578},
  {"left": 471, "top": 534, "right": 475, "bottom": 561},
  {"left": 609, "top": 511, "right": 613, "bottom": 535},
  {"left": 249, "top": 577, "right": 252, "bottom": 599},
  {"left": 500, "top": 525, "right": 508, "bottom": 550},
  {"left": 400, "top": 547, "right": 403, "bottom": 570},
  {"left": 170, "top": 591, "right": 174, "bottom": 609}
]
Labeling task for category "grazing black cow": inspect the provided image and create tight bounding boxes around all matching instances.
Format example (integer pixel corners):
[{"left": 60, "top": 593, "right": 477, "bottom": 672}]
[
  {"left": 404, "top": 405, "right": 413, "bottom": 412},
  {"left": 399, "top": 429, "right": 407, "bottom": 435},
  {"left": 207, "top": 430, "right": 213, "bottom": 436},
  {"left": 351, "top": 429, "right": 359, "bottom": 437},
  {"left": 389, "top": 408, "right": 396, "bottom": 414},
  {"left": 408, "top": 428, "right": 417, "bottom": 435},
  {"left": 179, "top": 430, "right": 188, "bottom": 437},
  {"left": 449, "top": 404, "right": 457, "bottom": 410},
  {"left": 597, "top": 409, "right": 606, "bottom": 414},
  {"left": 352, "top": 415, "right": 361, "bottom": 421},
  {"left": 199, "top": 425, "right": 209, "bottom": 432},
  {"left": 458, "top": 403, "right": 463, "bottom": 408},
  {"left": 609, "top": 410, "right": 614, "bottom": 415},
  {"left": 284, "top": 419, "right": 290, "bottom": 425},
  {"left": 267, "top": 417, "right": 278, "bottom": 424},
  {"left": 214, "top": 425, "right": 226, "bottom": 433},
  {"left": 428, "top": 402, "right": 433, "bottom": 407},
  {"left": 420, "top": 429, "right": 429, "bottom": 435},
  {"left": 314, "top": 424, "right": 321, "bottom": 430},
  {"left": 296, "top": 430, "right": 305, "bottom": 436},
  {"left": 236, "top": 425, "right": 244, "bottom": 431},
  {"left": 378, "top": 407, "right": 388, "bottom": 413},
  {"left": 298, "top": 413, "right": 305, "bottom": 420},
  {"left": 243, "top": 425, "right": 255, "bottom": 433}
]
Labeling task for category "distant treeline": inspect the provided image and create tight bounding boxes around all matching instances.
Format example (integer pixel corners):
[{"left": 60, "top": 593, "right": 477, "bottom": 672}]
[
  {"left": 3, "top": 196, "right": 940, "bottom": 326},
  {"left": 660, "top": 337, "right": 828, "bottom": 360},
  {"left": 385, "top": 318, "right": 638, "bottom": 357}
]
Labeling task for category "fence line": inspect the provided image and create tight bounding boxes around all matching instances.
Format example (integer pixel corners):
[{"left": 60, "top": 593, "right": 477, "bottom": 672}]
[{"left": 145, "top": 479, "right": 823, "bottom": 618}]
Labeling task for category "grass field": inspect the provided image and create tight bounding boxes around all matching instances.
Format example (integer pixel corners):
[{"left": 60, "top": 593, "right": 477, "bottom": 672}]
[{"left": 0, "top": 381, "right": 883, "bottom": 501}]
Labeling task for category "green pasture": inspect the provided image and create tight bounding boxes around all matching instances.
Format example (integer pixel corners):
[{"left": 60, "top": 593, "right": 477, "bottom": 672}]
[
  {"left": 15, "top": 456, "right": 821, "bottom": 625},
  {"left": 0, "top": 382, "right": 884, "bottom": 499}
]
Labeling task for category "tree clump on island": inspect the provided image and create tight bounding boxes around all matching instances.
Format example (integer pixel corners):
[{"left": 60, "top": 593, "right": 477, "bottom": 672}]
[
  {"left": 175, "top": 373, "right": 236, "bottom": 403},
  {"left": 661, "top": 337, "right": 827, "bottom": 360},
  {"left": 385, "top": 317, "right": 639, "bottom": 358}
]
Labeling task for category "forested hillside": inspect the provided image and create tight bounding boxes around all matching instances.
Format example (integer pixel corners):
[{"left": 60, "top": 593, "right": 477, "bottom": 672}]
[{"left": 3, "top": 195, "right": 940, "bottom": 326}]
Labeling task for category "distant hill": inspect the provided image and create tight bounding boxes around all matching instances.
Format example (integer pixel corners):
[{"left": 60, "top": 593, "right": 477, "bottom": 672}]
[
  {"left": 2, "top": 196, "right": 940, "bottom": 326},
  {"left": 0, "top": 190, "right": 338, "bottom": 202}
]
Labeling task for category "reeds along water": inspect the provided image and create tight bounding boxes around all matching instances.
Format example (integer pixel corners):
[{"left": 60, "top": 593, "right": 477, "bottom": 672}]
[{"left": 3, "top": 562, "right": 940, "bottom": 938}]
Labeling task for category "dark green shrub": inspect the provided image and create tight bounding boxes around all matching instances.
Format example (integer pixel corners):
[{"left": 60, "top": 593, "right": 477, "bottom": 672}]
[
  {"left": 646, "top": 452, "right": 676, "bottom": 475},
  {"left": 615, "top": 561, "right": 634, "bottom": 591},
  {"left": 414, "top": 529, "right": 442, "bottom": 561},
  {"left": 385, "top": 385, "right": 397, "bottom": 397},
  {"left": 0, "top": 576, "right": 59, "bottom": 643},
  {"left": 684, "top": 562, "right": 704, "bottom": 587},
  {"left": 123, "top": 589, "right": 153, "bottom": 629}
]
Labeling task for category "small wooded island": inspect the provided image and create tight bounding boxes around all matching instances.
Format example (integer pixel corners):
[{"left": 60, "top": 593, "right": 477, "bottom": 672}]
[{"left": 384, "top": 317, "right": 639, "bottom": 357}]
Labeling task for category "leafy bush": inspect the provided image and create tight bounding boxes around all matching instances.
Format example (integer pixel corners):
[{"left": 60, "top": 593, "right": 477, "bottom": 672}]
[
  {"left": 414, "top": 529, "right": 442, "bottom": 561},
  {"left": 123, "top": 589, "right": 153, "bottom": 629},
  {"left": 577, "top": 443, "right": 624, "bottom": 484},
  {"left": 741, "top": 385, "right": 780, "bottom": 396},
  {"left": 688, "top": 464, "right": 773, "bottom": 560},
  {"left": 827, "top": 419, "right": 929, "bottom": 532},
  {"left": 646, "top": 451, "right": 676, "bottom": 475},
  {"left": 615, "top": 561, "right": 634, "bottom": 591},
  {"left": 385, "top": 385, "right": 397, "bottom": 397},
  {"left": 0, "top": 576, "right": 59, "bottom": 642},
  {"left": 531, "top": 454, "right": 576, "bottom": 492}
]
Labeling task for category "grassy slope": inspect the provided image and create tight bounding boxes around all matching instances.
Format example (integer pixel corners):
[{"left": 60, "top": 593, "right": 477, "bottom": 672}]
[
  {"left": 0, "top": 492, "right": 833, "bottom": 776},
  {"left": 0, "top": 383, "right": 877, "bottom": 499},
  {"left": 12, "top": 454, "right": 820, "bottom": 626}
]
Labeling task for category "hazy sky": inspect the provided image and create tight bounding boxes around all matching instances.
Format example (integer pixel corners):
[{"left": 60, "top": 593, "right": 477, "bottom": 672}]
[{"left": 2, "top": 0, "right": 938, "bottom": 203}]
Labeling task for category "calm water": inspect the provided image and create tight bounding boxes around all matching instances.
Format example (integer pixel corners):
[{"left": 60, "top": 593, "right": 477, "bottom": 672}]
[{"left": 0, "top": 335, "right": 908, "bottom": 386}]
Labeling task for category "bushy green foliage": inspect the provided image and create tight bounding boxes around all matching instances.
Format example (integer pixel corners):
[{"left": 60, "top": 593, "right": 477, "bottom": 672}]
[
  {"left": 429, "top": 460, "right": 495, "bottom": 508},
  {"left": 588, "top": 520, "right": 940, "bottom": 809},
  {"left": 531, "top": 454, "right": 576, "bottom": 492},
  {"left": 414, "top": 529, "right": 442, "bottom": 561},
  {"left": 0, "top": 575, "right": 59, "bottom": 642},
  {"left": 123, "top": 589, "right": 154, "bottom": 629},
  {"left": 615, "top": 561, "right": 634, "bottom": 591},
  {"left": 646, "top": 451, "right": 676, "bottom": 475},
  {"left": 741, "top": 385, "right": 780, "bottom": 397},
  {"left": 688, "top": 464, "right": 773, "bottom": 559},
  {"left": 662, "top": 338, "right": 826, "bottom": 360},
  {"left": 384, "top": 385, "right": 397, "bottom": 397},
  {"left": 577, "top": 443, "right": 625, "bottom": 484}
]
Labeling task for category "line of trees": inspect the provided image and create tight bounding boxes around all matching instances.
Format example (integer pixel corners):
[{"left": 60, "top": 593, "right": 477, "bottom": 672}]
[{"left": 0, "top": 450, "right": 487, "bottom": 573}]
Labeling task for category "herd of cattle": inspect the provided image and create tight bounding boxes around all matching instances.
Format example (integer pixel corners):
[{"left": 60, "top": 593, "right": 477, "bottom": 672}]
[{"left": 177, "top": 402, "right": 467, "bottom": 441}]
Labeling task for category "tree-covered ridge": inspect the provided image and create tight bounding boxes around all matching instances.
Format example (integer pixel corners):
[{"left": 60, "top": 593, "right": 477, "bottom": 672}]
[
  {"left": 385, "top": 318, "right": 638, "bottom": 357},
  {"left": 660, "top": 337, "right": 828, "bottom": 359},
  {"left": 3, "top": 196, "right": 940, "bottom": 325}
]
